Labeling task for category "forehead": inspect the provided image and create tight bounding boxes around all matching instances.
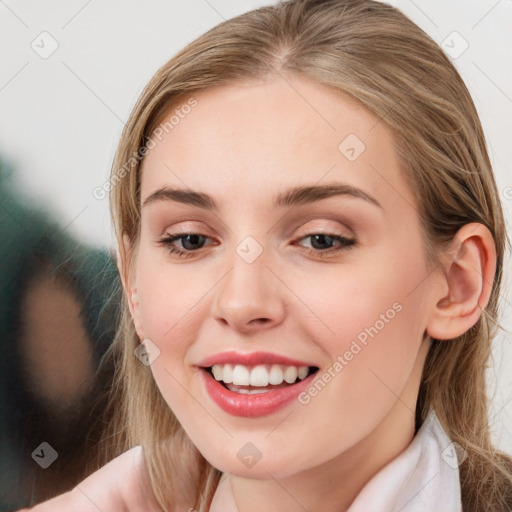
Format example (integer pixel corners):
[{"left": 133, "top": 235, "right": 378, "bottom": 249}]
[{"left": 139, "top": 75, "right": 414, "bottom": 214}]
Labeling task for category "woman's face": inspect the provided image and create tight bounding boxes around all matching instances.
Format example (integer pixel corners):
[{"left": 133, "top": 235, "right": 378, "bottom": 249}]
[{"left": 130, "top": 74, "right": 441, "bottom": 478}]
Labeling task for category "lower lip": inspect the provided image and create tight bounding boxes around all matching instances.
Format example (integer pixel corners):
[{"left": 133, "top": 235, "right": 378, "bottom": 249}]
[{"left": 199, "top": 368, "right": 317, "bottom": 417}]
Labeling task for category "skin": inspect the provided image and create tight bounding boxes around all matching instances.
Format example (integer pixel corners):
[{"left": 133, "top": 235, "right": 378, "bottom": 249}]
[{"left": 23, "top": 73, "right": 496, "bottom": 511}]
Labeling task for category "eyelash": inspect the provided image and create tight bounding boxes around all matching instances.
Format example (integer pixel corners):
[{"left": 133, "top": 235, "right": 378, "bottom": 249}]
[{"left": 156, "top": 232, "right": 357, "bottom": 259}]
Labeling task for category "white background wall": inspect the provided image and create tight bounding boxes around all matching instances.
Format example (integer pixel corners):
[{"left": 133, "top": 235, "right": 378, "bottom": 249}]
[{"left": 1, "top": 0, "right": 511, "bottom": 454}]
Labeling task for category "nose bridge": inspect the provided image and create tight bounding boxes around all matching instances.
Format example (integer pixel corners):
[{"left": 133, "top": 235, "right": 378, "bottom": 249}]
[{"left": 211, "top": 239, "right": 285, "bottom": 331}]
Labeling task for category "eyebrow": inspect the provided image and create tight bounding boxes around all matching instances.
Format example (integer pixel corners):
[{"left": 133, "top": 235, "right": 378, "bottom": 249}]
[{"left": 142, "top": 183, "right": 383, "bottom": 210}]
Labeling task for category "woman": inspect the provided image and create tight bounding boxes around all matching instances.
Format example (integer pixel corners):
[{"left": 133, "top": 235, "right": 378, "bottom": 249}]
[{"left": 19, "top": 0, "right": 512, "bottom": 510}]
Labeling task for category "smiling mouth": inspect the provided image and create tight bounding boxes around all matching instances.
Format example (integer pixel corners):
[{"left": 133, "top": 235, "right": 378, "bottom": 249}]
[{"left": 202, "top": 364, "right": 319, "bottom": 395}]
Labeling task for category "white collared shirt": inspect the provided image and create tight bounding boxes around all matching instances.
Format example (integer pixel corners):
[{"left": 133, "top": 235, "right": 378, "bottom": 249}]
[
  {"left": 209, "top": 409, "right": 463, "bottom": 511},
  {"left": 347, "top": 409, "right": 463, "bottom": 511}
]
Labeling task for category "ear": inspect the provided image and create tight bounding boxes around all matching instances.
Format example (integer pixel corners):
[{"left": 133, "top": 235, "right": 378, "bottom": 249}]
[
  {"left": 117, "top": 234, "right": 146, "bottom": 341},
  {"left": 426, "top": 223, "right": 497, "bottom": 340}
]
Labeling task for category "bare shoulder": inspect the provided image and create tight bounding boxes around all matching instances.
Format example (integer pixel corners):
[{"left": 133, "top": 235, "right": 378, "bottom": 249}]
[{"left": 15, "top": 446, "right": 161, "bottom": 511}]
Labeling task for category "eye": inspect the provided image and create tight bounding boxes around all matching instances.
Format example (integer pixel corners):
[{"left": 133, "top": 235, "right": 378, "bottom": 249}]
[
  {"left": 156, "top": 231, "right": 357, "bottom": 259},
  {"left": 157, "top": 233, "right": 213, "bottom": 258},
  {"left": 296, "top": 233, "right": 357, "bottom": 257}
]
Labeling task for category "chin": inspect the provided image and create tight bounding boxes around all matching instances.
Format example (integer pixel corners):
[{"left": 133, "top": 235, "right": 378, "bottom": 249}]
[{"left": 208, "top": 451, "right": 309, "bottom": 480}]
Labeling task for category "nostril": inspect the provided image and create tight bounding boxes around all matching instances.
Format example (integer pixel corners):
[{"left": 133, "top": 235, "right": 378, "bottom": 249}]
[{"left": 250, "top": 318, "right": 270, "bottom": 325}]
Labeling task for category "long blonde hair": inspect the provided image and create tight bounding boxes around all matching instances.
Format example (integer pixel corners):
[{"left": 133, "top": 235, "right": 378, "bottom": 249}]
[{"left": 91, "top": 0, "right": 512, "bottom": 510}]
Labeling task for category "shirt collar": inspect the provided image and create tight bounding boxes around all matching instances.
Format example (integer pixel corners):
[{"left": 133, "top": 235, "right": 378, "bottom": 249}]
[
  {"left": 209, "top": 409, "right": 463, "bottom": 512},
  {"left": 347, "top": 409, "right": 463, "bottom": 512}
]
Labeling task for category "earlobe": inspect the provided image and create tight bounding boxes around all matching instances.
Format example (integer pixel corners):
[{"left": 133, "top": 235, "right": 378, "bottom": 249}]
[
  {"left": 117, "top": 234, "right": 145, "bottom": 341},
  {"left": 129, "top": 288, "right": 146, "bottom": 341},
  {"left": 426, "top": 223, "right": 496, "bottom": 341}
]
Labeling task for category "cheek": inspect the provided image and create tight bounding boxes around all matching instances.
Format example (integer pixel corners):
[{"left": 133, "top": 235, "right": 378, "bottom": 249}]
[
  {"left": 134, "top": 250, "right": 214, "bottom": 389},
  {"left": 294, "top": 245, "right": 428, "bottom": 354},
  {"left": 134, "top": 252, "right": 205, "bottom": 418},
  {"left": 136, "top": 249, "right": 207, "bottom": 340},
  {"left": 293, "top": 245, "right": 430, "bottom": 422}
]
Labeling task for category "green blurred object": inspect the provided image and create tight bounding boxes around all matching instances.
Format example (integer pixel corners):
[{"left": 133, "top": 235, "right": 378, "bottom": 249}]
[{"left": 0, "top": 156, "right": 121, "bottom": 509}]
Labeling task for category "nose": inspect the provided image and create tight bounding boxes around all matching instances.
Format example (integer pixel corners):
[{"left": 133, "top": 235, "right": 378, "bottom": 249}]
[{"left": 211, "top": 252, "right": 286, "bottom": 334}]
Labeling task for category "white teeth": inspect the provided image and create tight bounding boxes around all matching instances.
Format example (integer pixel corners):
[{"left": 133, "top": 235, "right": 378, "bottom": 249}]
[
  {"left": 232, "top": 365, "right": 250, "bottom": 386},
  {"left": 297, "top": 366, "right": 309, "bottom": 380},
  {"left": 283, "top": 366, "right": 298, "bottom": 384},
  {"left": 212, "top": 363, "right": 233, "bottom": 383},
  {"left": 250, "top": 365, "right": 269, "bottom": 386},
  {"left": 211, "top": 364, "right": 223, "bottom": 381},
  {"left": 232, "top": 387, "right": 270, "bottom": 395},
  {"left": 269, "top": 364, "right": 284, "bottom": 385},
  {"left": 223, "top": 364, "right": 233, "bottom": 383},
  {"left": 210, "top": 363, "right": 312, "bottom": 387}
]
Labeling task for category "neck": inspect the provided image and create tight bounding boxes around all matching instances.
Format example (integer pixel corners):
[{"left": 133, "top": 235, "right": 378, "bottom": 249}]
[{"left": 224, "top": 401, "right": 416, "bottom": 512}]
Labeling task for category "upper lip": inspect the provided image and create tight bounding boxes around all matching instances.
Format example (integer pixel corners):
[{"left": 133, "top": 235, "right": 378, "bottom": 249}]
[{"left": 196, "top": 350, "right": 318, "bottom": 368}]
